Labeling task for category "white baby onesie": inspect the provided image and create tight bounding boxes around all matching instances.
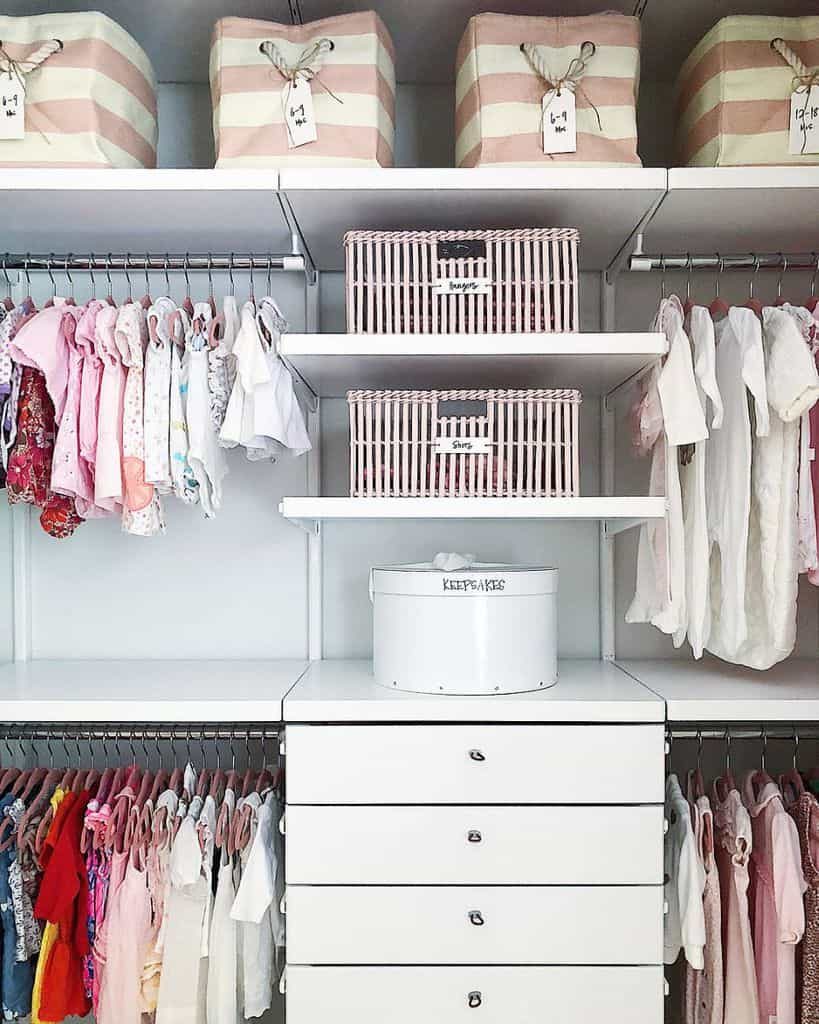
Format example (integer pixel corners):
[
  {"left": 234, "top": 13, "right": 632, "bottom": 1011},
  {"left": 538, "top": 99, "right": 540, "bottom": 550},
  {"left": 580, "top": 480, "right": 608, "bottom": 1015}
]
[
  {"left": 627, "top": 295, "right": 707, "bottom": 635},
  {"left": 705, "top": 307, "right": 769, "bottom": 662},
  {"left": 782, "top": 304, "right": 819, "bottom": 576},
  {"left": 664, "top": 774, "right": 706, "bottom": 969},
  {"left": 675, "top": 305, "right": 723, "bottom": 657},
  {"left": 186, "top": 302, "right": 228, "bottom": 516},
  {"left": 715, "top": 307, "right": 819, "bottom": 669}
]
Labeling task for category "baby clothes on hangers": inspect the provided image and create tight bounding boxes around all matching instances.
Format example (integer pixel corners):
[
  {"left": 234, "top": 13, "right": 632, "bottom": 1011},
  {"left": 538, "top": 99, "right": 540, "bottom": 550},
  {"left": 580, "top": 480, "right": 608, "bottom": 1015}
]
[
  {"left": 51, "top": 306, "right": 98, "bottom": 518},
  {"left": 0, "top": 792, "right": 34, "bottom": 1020},
  {"left": 207, "top": 788, "right": 239, "bottom": 1024},
  {"left": 208, "top": 295, "right": 239, "bottom": 433},
  {"left": 255, "top": 298, "right": 311, "bottom": 459},
  {"left": 75, "top": 300, "right": 105, "bottom": 503},
  {"left": 0, "top": 300, "right": 34, "bottom": 480},
  {"left": 664, "top": 774, "right": 706, "bottom": 969},
  {"left": 705, "top": 307, "right": 769, "bottom": 663},
  {"left": 230, "top": 790, "right": 282, "bottom": 1019},
  {"left": 712, "top": 307, "right": 819, "bottom": 669},
  {"left": 781, "top": 304, "right": 819, "bottom": 581},
  {"left": 144, "top": 296, "right": 176, "bottom": 495},
  {"left": 711, "top": 777, "right": 758, "bottom": 1024},
  {"left": 676, "top": 305, "right": 723, "bottom": 657},
  {"left": 168, "top": 308, "right": 199, "bottom": 506},
  {"left": 116, "top": 303, "right": 164, "bottom": 537},
  {"left": 811, "top": 328, "right": 819, "bottom": 587},
  {"left": 683, "top": 782, "right": 723, "bottom": 1024},
  {"left": 627, "top": 295, "right": 707, "bottom": 634},
  {"left": 743, "top": 773, "right": 806, "bottom": 1024},
  {"left": 94, "top": 304, "right": 126, "bottom": 513},
  {"left": 96, "top": 851, "right": 152, "bottom": 1024},
  {"left": 786, "top": 782, "right": 819, "bottom": 1024},
  {"left": 155, "top": 786, "right": 213, "bottom": 1024},
  {"left": 185, "top": 302, "right": 227, "bottom": 517}
]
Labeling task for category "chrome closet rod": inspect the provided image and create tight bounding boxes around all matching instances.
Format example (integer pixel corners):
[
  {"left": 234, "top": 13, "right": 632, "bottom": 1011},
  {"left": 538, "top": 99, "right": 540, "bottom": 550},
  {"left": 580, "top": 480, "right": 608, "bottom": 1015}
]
[
  {"left": 667, "top": 727, "right": 819, "bottom": 742},
  {"left": 0, "top": 724, "right": 280, "bottom": 741},
  {"left": 630, "top": 252, "right": 819, "bottom": 273},
  {"left": 1, "top": 253, "right": 305, "bottom": 274}
]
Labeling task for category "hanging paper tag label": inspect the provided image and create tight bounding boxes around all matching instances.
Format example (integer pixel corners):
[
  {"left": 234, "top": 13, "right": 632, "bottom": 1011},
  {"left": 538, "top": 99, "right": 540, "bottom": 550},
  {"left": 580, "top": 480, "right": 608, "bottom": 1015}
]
[
  {"left": 432, "top": 277, "right": 491, "bottom": 296},
  {"left": 434, "top": 436, "right": 493, "bottom": 455},
  {"left": 285, "top": 77, "right": 317, "bottom": 148},
  {"left": 542, "top": 89, "right": 576, "bottom": 154},
  {"left": 0, "top": 75, "right": 25, "bottom": 140},
  {"left": 789, "top": 86, "right": 819, "bottom": 155}
]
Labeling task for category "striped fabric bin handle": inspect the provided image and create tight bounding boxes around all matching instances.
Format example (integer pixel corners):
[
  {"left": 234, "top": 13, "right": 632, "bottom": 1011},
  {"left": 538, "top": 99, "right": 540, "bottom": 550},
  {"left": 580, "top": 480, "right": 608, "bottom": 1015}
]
[{"left": 0, "top": 37, "right": 62, "bottom": 80}]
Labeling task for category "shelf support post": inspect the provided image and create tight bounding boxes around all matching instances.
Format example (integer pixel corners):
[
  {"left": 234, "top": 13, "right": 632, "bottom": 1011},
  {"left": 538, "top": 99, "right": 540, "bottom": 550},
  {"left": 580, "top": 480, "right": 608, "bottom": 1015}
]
[
  {"left": 600, "top": 271, "right": 616, "bottom": 661},
  {"left": 306, "top": 392, "right": 323, "bottom": 661}
]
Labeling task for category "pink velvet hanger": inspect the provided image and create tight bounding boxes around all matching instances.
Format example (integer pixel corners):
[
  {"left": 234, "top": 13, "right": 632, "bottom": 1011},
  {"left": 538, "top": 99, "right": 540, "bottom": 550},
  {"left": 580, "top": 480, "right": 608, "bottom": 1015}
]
[
  {"left": 744, "top": 256, "right": 763, "bottom": 317},
  {"left": 807, "top": 255, "right": 819, "bottom": 312},
  {"left": 774, "top": 254, "right": 789, "bottom": 306},
  {"left": 709, "top": 255, "right": 729, "bottom": 319}
]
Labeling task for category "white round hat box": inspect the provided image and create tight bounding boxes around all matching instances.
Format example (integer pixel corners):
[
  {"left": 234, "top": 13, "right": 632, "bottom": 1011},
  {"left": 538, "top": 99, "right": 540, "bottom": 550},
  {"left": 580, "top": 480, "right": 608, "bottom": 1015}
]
[{"left": 371, "top": 560, "right": 558, "bottom": 695}]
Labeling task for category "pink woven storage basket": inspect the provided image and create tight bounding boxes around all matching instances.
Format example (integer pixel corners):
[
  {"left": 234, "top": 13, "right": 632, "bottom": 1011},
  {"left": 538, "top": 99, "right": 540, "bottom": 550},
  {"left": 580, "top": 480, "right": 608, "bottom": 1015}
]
[
  {"left": 345, "top": 228, "right": 579, "bottom": 334},
  {"left": 348, "top": 388, "right": 581, "bottom": 498}
]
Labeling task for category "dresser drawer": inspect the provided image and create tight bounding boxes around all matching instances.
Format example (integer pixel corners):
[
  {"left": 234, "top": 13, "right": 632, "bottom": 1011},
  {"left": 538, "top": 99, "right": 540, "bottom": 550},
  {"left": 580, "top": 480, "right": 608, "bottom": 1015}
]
[
  {"left": 286, "top": 805, "right": 663, "bottom": 885},
  {"left": 285, "top": 724, "right": 664, "bottom": 804},
  {"left": 286, "top": 965, "right": 665, "bottom": 1024},
  {"left": 286, "top": 885, "right": 663, "bottom": 965}
]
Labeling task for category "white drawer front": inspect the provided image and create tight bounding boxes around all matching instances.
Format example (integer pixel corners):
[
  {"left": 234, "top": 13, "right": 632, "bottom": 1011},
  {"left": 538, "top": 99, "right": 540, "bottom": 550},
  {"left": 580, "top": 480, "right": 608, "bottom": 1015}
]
[
  {"left": 286, "top": 805, "right": 663, "bottom": 884},
  {"left": 286, "top": 965, "right": 665, "bottom": 1024},
  {"left": 286, "top": 885, "right": 663, "bottom": 966},
  {"left": 285, "top": 724, "right": 664, "bottom": 804}
]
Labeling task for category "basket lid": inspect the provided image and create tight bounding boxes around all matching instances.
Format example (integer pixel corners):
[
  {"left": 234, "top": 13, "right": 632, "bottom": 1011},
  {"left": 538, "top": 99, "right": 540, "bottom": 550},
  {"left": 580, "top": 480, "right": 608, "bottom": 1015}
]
[{"left": 371, "top": 562, "right": 558, "bottom": 597}]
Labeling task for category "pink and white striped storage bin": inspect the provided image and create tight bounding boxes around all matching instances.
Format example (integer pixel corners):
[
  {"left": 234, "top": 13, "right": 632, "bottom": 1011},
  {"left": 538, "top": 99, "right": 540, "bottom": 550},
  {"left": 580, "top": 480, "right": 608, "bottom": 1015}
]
[
  {"left": 210, "top": 13, "right": 395, "bottom": 167},
  {"left": 348, "top": 388, "right": 582, "bottom": 498},
  {"left": 676, "top": 16, "right": 819, "bottom": 166},
  {"left": 0, "top": 12, "right": 157, "bottom": 168},
  {"left": 455, "top": 13, "right": 641, "bottom": 168},
  {"left": 345, "top": 228, "right": 580, "bottom": 334}
]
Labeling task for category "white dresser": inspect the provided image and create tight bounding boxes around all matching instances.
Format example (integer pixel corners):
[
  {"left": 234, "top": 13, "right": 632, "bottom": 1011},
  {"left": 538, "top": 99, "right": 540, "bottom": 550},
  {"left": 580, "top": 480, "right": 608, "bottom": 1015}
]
[{"left": 283, "top": 660, "right": 667, "bottom": 1024}]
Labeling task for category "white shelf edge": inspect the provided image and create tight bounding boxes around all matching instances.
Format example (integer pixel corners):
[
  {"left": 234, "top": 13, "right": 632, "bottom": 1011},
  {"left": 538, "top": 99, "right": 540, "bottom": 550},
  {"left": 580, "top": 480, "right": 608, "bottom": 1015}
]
[
  {"left": 0, "top": 168, "right": 281, "bottom": 192},
  {"left": 279, "top": 166, "right": 669, "bottom": 192},
  {"left": 0, "top": 658, "right": 309, "bottom": 722},
  {"left": 282, "top": 332, "right": 667, "bottom": 355},
  {"left": 667, "top": 166, "right": 819, "bottom": 192},
  {"left": 284, "top": 658, "right": 667, "bottom": 723},
  {"left": 280, "top": 496, "right": 667, "bottom": 524},
  {"left": 616, "top": 658, "right": 819, "bottom": 724}
]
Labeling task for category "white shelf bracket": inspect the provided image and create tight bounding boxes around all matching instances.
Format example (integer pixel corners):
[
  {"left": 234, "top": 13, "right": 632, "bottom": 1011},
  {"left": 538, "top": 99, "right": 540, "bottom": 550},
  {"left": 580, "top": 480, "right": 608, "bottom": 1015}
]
[
  {"left": 604, "top": 517, "right": 648, "bottom": 537},
  {"left": 605, "top": 179, "right": 670, "bottom": 285}
]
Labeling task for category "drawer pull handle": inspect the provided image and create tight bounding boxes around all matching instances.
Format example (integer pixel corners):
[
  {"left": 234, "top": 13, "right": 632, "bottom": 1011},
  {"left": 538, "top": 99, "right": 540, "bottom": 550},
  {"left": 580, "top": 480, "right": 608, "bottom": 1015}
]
[
  {"left": 468, "top": 749, "right": 486, "bottom": 762},
  {"left": 467, "top": 830, "right": 482, "bottom": 844},
  {"left": 468, "top": 992, "right": 482, "bottom": 1009},
  {"left": 468, "top": 910, "right": 485, "bottom": 927}
]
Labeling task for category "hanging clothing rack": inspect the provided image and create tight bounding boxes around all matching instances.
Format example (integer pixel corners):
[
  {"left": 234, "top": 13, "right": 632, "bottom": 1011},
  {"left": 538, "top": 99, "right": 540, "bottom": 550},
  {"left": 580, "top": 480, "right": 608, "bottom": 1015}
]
[
  {"left": 667, "top": 726, "right": 819, "bottom": 742},
  {"left": 0, "top": 723, "right": 280, "bottom": 741},
  {"left": 630, "top": 251, "right": 819, "bottom": 273},
  {"left": 0, "top": 252, "right": 306, "bottom": 275}
]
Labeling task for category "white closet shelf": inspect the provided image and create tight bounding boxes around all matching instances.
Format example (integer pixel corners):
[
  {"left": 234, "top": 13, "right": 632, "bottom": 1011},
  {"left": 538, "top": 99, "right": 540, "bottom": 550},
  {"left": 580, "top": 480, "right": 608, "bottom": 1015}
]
[
  {"left": 0, "top": 168, "right": 289, "bottom": 253},
  {"left": 279, "top": 496, "right": 666, "bottom": 530},
  {"left": 616, "top": 658, "right": 819, "bottom": 722},
  {"left": 0, "top": 659, "right": 308, "bottom": 722},
  {"left": 644, "top": 167, "right": 819, "bottom": 257},
  {"left": 281, "top": 332, "right": 667, "bottom": 397},
  {"left": 284, "top": 659, "right": 665, "bottom": 723},
  {"left": 279, "top": 167, "right": 667, "bottom": 272}
]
